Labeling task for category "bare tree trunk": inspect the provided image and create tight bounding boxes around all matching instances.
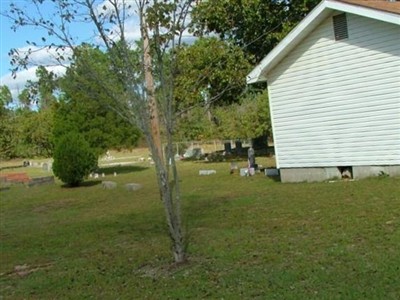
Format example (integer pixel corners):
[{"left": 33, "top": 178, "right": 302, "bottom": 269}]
[
  {"left": 141, "top": 11, "right": 186, "bottom": 264},
  {"left": 143, "top": 27, "right": 163, "bottom": 161}
]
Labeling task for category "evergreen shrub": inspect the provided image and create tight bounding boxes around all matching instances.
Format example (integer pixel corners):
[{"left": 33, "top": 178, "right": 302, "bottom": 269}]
[{"left": 52, "top": 132, "right": 97, "bottom": 187}]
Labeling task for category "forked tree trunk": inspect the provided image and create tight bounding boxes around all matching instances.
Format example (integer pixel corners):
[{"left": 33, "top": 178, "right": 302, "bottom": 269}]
[
  {"left": 141, "top": 13, "right": 186, "bottom": 263},
  {"left": 158, "top": 169, "right": 186, "bottom": 263}
]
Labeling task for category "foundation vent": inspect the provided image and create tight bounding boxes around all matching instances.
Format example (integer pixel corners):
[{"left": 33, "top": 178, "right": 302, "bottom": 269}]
[{"left": 338, "top": 166, "right": 353, "bottom": 179}]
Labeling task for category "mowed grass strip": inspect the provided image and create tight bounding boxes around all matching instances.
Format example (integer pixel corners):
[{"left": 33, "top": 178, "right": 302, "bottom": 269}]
[{"left": 1, "top": 159, "right": 399, "bottom": 299}]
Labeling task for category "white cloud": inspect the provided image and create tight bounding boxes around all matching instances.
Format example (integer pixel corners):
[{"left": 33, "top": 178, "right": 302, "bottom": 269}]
[
  {"left": 92, "top": 0, "right": 140, "bottom": 45},
  {"left": 92, "top": 0, "right": 194, "bottom": 46},
  {"left": 121, "top": 20, "right": 142, "bottom": 43},
  {"left": 94, "top": 18, "right": 142, "bottom": 47},
  {"left": 105, "top": 18, "right": 196, "bottom": 48},
  {"left": 1, "top": 46, "right": 71, "bottom": 100},
  {"left": 14, "top": 46, "right": 73, "bottom": 67},
  {"left": 94, "top": 0, "right": 138, "bottom": 18},
  {"left": 1, "top": 69, "right": 32, "bottom": 100},
  {"left": 1, "top": 65, "right": 66, "bottom": 101}
]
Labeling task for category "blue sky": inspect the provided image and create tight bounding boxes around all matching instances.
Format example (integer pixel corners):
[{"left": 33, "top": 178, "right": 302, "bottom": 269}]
[
  {"left": 0, "top": 0, "right": 143, "bottom": 99},
  {"left": 1, "top": 0, "right": 75, "bottom": 97},
  {"left": 1, "top": 1, "right": 41, "bottom": 94}
]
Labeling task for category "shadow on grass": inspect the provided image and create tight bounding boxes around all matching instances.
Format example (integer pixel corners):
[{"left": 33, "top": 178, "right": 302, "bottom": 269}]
[
  {"left": 98, "top": 165, "right": 149, "bottom": 175},
  {"left": 267, "top": 175, "right": 281, "bottom": 182},
  {"left": 61, "top": 181, "right": 102, "bottom": 188},
  {"left": 58, "top": 165, "right": 148, "bottom": 188},
  {"left": 0, "top": 164, "right": 24, "bottom": 171}
]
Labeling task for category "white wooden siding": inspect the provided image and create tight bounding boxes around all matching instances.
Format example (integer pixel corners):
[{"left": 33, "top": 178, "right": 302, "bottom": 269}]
[{"left": 268, "top": 12, "right": 400, "bottom": 168}]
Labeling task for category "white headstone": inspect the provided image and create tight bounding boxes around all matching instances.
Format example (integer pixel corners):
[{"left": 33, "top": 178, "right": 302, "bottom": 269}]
[
  {"left": 102, "top": 181, "right": 117, "bottom": 189},
  {"left": 125, "top": 183, "right": 142, "bottom": 191},
  {"left": 199, "top": 170, "right": 216, "bottom": 175}
]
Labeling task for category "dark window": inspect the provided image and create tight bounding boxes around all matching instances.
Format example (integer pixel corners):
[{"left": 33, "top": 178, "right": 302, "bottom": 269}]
[{"left": 333, "top": 13, "right": 348, "bottom": 41}]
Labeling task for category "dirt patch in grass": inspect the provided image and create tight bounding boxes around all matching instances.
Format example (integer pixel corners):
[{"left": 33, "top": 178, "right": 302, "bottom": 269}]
[{"left": 1, "top": 263, "right": 54, "bottom": 278}]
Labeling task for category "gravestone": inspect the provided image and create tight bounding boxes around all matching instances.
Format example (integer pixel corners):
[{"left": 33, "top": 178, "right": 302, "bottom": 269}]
[
  {"left": 265, "top": 168, "right": 279, "bottom": 176},
  {"left": 235, "top": 140, "right": 243, "bottom": 154},
  {"left": 224, "top": 142, "right": 232, "bottom": 154},
  {"left": 102, "top": 181, "right": 117, "bottom": 189},
  {"left": 248, "top": 147, "right": 256, "bottom": 168},
  {"left": 240, "top": 168, "right": 248, "bottom": 176},
  {"left": 230, "top": 162, "right": 238, "bottom": 174},
  {"left": 125, "top": 183, "right": 142, "bottom": 191},
  {"left": 42, "top": 162, "right": 52, "bottom": 171},
  {"left": 199, "top": 170, "right": 216, "bottom": 175},
  {"left": 27, "top": 176, "right": 55, "bottom": 187}
]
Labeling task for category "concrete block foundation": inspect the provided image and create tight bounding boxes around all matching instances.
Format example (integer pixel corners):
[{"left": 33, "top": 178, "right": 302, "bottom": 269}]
[
  {"left": 280, "top": 167, "right": 341, "bottom": 183},
  {"left": 353, "top": 166, "right": 400, "bottom": 179},
  {"left": 280, "top": 165, "right": 400, "bottom": 183}
]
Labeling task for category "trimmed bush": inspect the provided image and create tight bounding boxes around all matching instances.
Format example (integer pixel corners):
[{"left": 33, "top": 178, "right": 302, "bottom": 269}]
[{"left": 52, "top": 132, "right": 97, "bottom": 187}]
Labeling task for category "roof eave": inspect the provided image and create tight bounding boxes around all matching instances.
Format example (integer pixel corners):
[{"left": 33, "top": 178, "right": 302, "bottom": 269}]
[
  {"left": 246, "top": 1, "right": 329, "bottom": 84},
  {"left": 326, "top": 0, "right": 400, "bottom": 24}
]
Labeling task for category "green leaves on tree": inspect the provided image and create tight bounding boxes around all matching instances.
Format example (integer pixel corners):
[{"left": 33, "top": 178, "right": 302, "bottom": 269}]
[
  {"left": 191, "top": 0, "right": 319, "bottom": 62},
  {"left": 55, "top": 45, "right": 141, "bottom": 155}
]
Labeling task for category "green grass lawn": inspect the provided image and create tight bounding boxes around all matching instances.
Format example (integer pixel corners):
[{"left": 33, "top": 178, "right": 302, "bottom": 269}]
[{"left": 1, "top": 156, "right": 399, "bottom": 299}]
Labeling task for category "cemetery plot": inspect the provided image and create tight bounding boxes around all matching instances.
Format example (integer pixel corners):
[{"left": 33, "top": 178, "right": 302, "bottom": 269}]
[{"left": 0, "top": 172, "right": 31, "bottom": 184}]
